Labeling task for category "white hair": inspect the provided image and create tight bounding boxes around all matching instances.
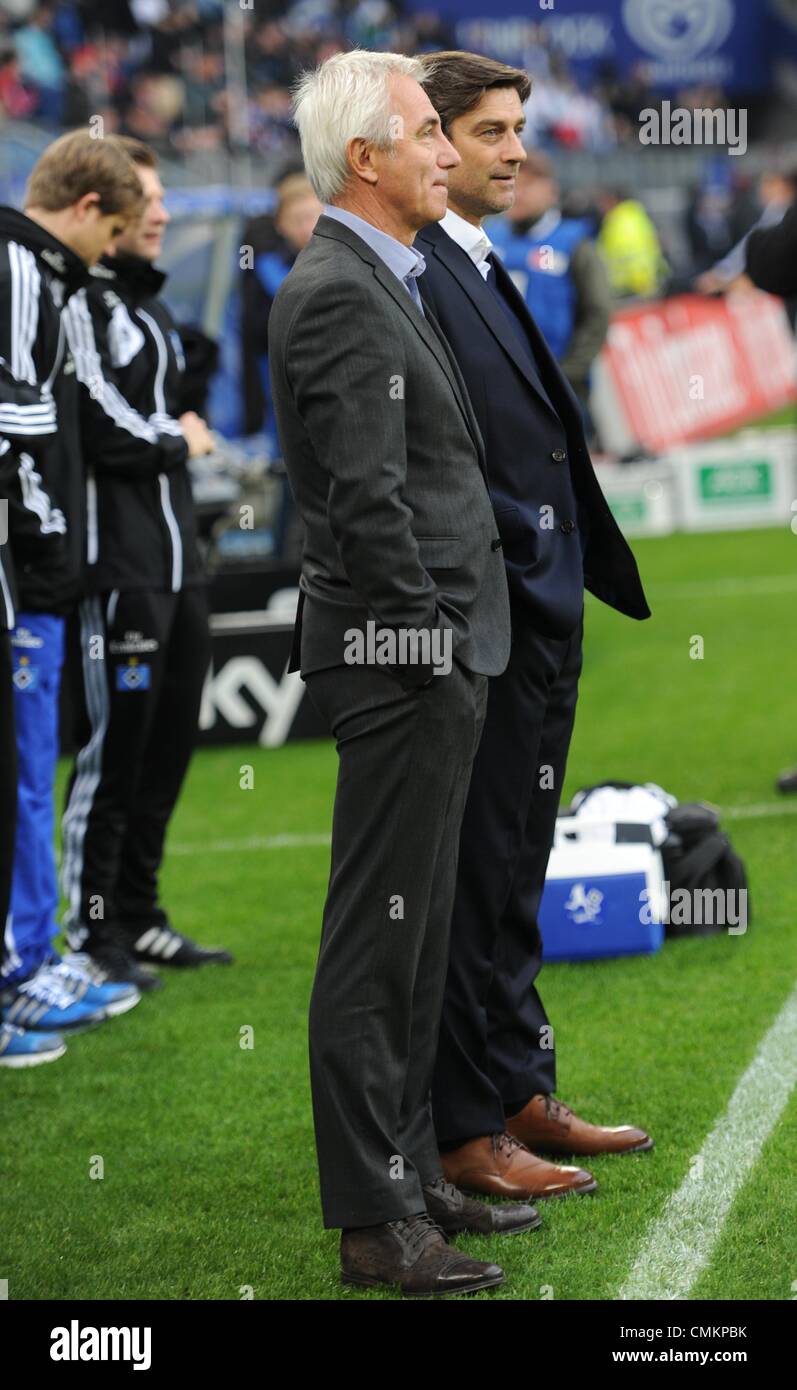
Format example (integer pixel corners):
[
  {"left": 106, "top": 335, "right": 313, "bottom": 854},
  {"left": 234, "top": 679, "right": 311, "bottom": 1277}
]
[{"left": 292, "top": 50, "right": 426, "bottom": 205}]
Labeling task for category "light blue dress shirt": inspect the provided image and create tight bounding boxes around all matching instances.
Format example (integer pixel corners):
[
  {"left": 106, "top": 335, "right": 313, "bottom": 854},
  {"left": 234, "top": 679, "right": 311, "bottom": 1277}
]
[{"left": 322, "top": 203, "right": 426, "bottom": 313}]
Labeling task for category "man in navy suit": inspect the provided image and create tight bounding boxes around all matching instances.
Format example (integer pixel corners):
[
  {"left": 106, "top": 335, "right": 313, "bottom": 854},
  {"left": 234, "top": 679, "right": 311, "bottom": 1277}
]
[{"left": 417, "top": 51, "right": 654, "bottom": 1201}]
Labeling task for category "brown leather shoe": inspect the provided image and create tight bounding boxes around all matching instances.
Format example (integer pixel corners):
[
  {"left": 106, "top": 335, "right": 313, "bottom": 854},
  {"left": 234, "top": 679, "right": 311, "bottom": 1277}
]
[
  {"left": 440, "top": 1132, "right": 597, "bottom": 1200},
  {"left": 507, "top": 1094, "right": 654, "bottom": 1156},
  {"left": 340, "top": 1212, "right": 504, "bottom": 1297}
]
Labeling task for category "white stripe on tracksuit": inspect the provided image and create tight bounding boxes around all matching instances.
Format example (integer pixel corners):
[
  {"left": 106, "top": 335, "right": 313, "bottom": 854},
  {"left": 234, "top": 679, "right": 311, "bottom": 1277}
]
[
  {"left": 63, "top": 294, "right": 184, "bottom": 592},
  {"left": 60, "top": 597, "right": 111, "bottom": 941},
  {"left": 0, "top": 440, "right": 13, "bottom": 628},
  {"left": 0, "top": 559, "right": 14, "bottom": 629},
  {"left": 106, "top": 587, "right": 119, "bottom": 628},
  {"left": 9, "top": 241, "right": 39, "bottom": 386},
  {"left": 16, "top": 451, "right": 66, "bottom": 535},
  {"left": 0, "top": 400, "right": 57, "bottom": 434},
  {"left": 1, "top": 910, "right": 22, "bottom": 979},
  {"left": 0, "top": 297, "right": 61, "bottom": 433},
  {"left": 136, "top": 308, "right": 183, "bottom": 593},
  {"left": 62, "top": 290, "right": 161, "bottom": 446},
  {"left": 158, "top": 474, "right": 182, "bottom": 594},
  {"left": 85, "top": 469, "right": 98, "bottom": 566},
  {"left": 2, "top": 243, "right": 65, "bottom": 539}
]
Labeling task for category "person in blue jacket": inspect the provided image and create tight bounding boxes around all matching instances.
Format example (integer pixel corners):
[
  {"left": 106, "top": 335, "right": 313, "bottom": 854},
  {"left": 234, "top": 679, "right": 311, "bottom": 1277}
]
[
  {"left": 490, "top": 151, "right": 611, "bottom": 416},
  {"left": 239, "top": 173, "right": 320, "bottom": 438}
]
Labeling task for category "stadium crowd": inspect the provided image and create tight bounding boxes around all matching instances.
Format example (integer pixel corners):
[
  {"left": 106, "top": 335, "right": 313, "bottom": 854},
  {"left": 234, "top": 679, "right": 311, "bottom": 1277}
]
[{"left": 1, "top": 0, "right": 736, "bottom": 161}]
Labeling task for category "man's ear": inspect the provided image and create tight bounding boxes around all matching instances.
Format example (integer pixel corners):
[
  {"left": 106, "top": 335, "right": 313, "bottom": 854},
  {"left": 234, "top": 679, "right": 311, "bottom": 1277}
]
[
  {"left": 75, "top": 191, "right": 102, "bottom": 221},
  {"left": 347, "top": 137, "right": 379, "bottom": 187}
]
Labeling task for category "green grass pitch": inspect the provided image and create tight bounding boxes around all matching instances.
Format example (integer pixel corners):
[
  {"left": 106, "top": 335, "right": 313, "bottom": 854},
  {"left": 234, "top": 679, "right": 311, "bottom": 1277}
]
[{"left": 2, "top": 525, "right": 796, "bottom": 1300}]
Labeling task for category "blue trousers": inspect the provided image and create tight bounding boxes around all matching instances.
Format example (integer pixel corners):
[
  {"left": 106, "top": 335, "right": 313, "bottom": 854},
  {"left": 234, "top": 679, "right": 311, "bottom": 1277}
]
[{"left": 3, "top": 612, "right": 65, "bottom": 985}]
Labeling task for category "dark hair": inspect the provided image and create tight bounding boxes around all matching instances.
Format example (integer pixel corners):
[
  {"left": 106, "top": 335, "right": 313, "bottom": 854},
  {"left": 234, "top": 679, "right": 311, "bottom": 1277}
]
[
  {"left": 107, "top": 135, "right": 158, "bottom": 171},
  {"left": 419, "top": 50, "right": 531, "bottom": 133}
]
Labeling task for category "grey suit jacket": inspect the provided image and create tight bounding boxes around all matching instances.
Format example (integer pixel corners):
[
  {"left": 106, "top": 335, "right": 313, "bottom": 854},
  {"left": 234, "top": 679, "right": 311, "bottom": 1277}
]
[{"left": 268, "top": 213, "right": 510, "bottom": 682}]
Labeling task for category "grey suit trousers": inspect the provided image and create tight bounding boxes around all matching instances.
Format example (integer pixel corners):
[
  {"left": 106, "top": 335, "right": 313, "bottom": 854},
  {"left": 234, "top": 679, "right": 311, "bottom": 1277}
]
[{"left": 304, "top": 657, "right": 488, "bottom": 1229}]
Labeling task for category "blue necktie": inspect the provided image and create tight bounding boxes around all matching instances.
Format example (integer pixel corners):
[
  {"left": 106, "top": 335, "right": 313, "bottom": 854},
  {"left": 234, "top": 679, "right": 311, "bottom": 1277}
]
[{"left": 404, "top": 270, "right": 426, "bottom": 317}]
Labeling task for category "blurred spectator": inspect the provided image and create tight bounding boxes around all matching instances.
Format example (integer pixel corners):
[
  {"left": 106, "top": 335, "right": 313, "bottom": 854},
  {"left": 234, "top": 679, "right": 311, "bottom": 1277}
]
[
  {"left": 240, "top": 171, "right": 320, "bottom": 436},
  {"left": 13, "top": 3, "right": 65, "bottom": 123},
  {"left": 246, "top": 21, "right": 297, "bottom": 89},
  {"left": 178, "top": 44, "right": 224, "bottom": 130},
  {"left": 123, "top": 71, "right": 183, "bottom": 151},
  {"left": 686, "top": 164, "right": 742, "bottom": 279},
  {"left": 523, "top": 48, "right": 615, "bottom": 153},
  {"left": 597, "top": 188, "right": 669, "bottom": 299},
  {"left": 0, "top": 2, "right": 38, "bottom": 19},
  {"left": 695, "top": 167, "right": 797, "bottom": 296},
  {"left": 247, "top": 83, "right": 296, "bottom": 158},
  {"left": 61, "top": 35, "right": 126, "bottom": 128},
  {"left": 600, "top": 61, "right": 655, "bottom": 143},
  {"left": 747, "top": 189, "right": 797, "bottom": 297},
  {"left": 0, "top": 42, "right": 37, "bottom": 119},
  {"left": 491, "top": 152, "right": 611, "bottom": 417}
]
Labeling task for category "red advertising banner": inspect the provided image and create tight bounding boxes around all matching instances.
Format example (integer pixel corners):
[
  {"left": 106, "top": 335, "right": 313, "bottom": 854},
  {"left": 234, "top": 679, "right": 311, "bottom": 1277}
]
[{"left": 601, "top": 292, "right": 797, "bottom": 452}]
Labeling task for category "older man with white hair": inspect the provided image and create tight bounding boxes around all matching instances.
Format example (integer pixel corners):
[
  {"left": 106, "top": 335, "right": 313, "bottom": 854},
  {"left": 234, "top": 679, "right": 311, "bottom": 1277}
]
[{"left": 268, "top": 51, "right": 533, "bottom": 1296}]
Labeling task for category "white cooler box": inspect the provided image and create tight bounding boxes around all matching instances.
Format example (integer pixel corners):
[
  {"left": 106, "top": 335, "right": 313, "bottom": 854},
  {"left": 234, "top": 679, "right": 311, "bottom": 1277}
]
[{"left": 538, "top": 816, "right": 667, "bottom": 962}]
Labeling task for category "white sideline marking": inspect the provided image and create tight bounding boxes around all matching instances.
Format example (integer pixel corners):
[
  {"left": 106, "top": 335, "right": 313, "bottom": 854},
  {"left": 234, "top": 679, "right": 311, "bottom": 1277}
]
[
  {"left": 167, "top": 800, "right": 797, "bottom": 856},
  {"left": 724, "top": 801, "right": 797, "bottom": 821},
  {"left": 617, "top": 982, "right": 797, "bottom": 1301},
  {"left": 644, "top": 574, "right": 797, "bottom": 601},
  {"left": 169, "top": 832, "right": 331, "bottom": 856}
]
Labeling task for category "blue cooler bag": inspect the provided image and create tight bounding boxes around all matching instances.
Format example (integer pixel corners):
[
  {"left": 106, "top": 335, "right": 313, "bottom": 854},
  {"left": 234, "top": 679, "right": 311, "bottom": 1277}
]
[{"left": 539, "top": 815, "right": 666, "bottom": 962}]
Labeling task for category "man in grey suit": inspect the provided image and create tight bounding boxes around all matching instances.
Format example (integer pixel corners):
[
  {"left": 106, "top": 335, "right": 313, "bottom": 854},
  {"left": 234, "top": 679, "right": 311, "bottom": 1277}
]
[{"left": 268, "top": 51, "right": 535, "bottom": 1296}]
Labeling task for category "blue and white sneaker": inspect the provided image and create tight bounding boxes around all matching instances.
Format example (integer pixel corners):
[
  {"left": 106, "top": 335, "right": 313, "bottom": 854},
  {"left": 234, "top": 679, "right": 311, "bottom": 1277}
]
[
  {"left": 2, "top": 966, "right": 107, "bottom": 1032},
  {"left": 51, "top": 954, "right": 141, "bottom": 1018},
  {"left": 0, "top": 1021, "right": 67, "bottom": 1066}
]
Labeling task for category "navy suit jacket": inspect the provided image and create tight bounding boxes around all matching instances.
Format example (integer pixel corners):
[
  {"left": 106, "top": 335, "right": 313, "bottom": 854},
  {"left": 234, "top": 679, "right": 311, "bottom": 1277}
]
[{"left": 416, "top": 221, "right": 650, "bottom": 637}]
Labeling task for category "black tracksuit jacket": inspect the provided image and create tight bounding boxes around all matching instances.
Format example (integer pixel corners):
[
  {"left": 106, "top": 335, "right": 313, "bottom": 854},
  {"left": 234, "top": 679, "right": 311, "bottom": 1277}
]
[
  {"left": 0, "top": 206, "right": 91, "bottom": 627},
  {"left": 63, "top": 251, "right": 202, "bottom": 595}
]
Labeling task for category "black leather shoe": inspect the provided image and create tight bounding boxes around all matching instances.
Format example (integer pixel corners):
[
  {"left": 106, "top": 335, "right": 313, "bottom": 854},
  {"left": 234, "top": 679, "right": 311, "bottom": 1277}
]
[
  {"left": 340, "top": 1211, "right": 504, "bottom": 1297},
  {"left": 423, "top": 1176, "right": 541, "bottom": 1235}
]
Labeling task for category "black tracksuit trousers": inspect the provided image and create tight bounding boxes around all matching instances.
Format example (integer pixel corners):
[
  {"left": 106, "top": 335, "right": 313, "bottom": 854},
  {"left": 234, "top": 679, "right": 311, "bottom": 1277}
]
[{"left": 61, "top": 585, "right": 210, "bottom": 948}]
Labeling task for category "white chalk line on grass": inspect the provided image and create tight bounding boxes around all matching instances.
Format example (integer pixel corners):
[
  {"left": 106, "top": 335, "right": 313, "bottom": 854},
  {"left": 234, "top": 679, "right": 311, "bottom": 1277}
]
[
  {"left": 617, "top": 980, "right": 797, "bottom": 1301},
  {"left": 723, "top": 801, "right": 797, "bottom": 821},
  {"left": 640, "top": 574, "right": 797, "bottom": 601},
  {"left": 168, "top": 800, "right": 797, "bottom": 856},
  {"left": 169, "top": 831, "right": 332, "bottom": 856}
]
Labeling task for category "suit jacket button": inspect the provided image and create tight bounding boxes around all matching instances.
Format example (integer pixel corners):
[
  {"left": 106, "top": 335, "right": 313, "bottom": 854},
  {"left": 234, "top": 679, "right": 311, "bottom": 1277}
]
[
  {"left": 560, "top": 519, "right": 575, "bottom": 534},
  {"left": 491, "top": 538, "right": 503, "bottom": 551},
  {"left": 552, "top": 448, "right": 567, "bottom": 462}
]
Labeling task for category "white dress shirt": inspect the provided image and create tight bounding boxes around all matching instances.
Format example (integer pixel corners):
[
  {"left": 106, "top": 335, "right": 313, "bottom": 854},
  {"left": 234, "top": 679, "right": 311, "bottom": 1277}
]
[{"left": 439, "top": 208, "right": 494, "bottom": 281}]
